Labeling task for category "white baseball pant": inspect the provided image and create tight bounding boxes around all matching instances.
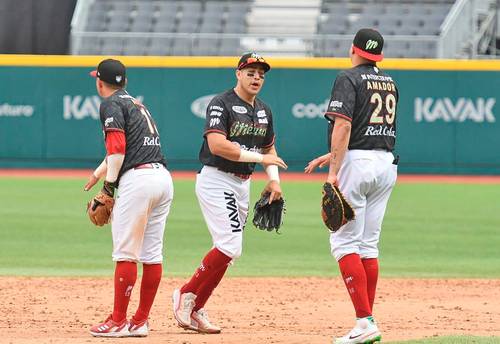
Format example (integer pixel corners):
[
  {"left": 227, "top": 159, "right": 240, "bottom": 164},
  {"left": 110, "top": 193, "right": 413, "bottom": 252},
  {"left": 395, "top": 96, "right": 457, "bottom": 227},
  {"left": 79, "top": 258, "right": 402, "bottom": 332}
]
[
  {"left": 195, "top": 166, "right": 250, "bottom": 259},
  {"left": 330, "top": 150, "right": 397, "bottom": 261},
  {"left": 112, "top": 163, "right": 174, "bottom": 264}
]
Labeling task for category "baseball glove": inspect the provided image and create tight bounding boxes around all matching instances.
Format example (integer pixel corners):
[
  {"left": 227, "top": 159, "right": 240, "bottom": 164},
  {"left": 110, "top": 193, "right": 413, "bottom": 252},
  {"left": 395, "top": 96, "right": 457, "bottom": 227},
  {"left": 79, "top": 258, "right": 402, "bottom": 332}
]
[
  {"left": 321, "top": 183, "right": 355, "bottom": 233},
  {"left": 252, "top": 192, "right": 286, "bottom": 233},
  {"left": 87, "top": 191, "right": 115, "bottom": 226}
]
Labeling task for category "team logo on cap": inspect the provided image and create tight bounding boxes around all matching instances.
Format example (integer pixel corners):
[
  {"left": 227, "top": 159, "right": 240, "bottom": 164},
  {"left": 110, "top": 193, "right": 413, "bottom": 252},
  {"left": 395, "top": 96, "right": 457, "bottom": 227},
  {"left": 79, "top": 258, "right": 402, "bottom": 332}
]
[
  {"left": 116, "top": 75, "right": 122, "bottom": 83},
  {"left": 365, "top": 40, "right": 379, "bottom": 50}
]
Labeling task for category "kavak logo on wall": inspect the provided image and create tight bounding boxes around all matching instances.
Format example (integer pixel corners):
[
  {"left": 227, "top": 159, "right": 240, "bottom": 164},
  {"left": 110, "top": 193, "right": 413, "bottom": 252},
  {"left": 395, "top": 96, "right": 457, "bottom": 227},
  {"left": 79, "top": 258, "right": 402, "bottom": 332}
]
[
  {"left": 63, "top": 95, "right": 144, "bottom": 120},
  {"left": 415, "top": 97, "right": 496, "bottom": 123}
]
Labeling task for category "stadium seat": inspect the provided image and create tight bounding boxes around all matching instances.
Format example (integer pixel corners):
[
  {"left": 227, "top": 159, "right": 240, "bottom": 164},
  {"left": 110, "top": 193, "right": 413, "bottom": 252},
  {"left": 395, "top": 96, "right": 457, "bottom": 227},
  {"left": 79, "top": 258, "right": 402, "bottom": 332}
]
[
  {"left": 179, "top": 1, "right": 203, "bottom": 14},
  {"left": 100, "top": 37, "right": 124, "bottom": 55},
  {"left": 123, "top": 37, "right": 150, "bottom": 55},
  {"left": 154, "top": 19, "right": 176, "bottom": 33},
  {"left": 219, "top": 38, "right": 242, "bottom": 56},
  {"left": 148, "top": 37, "right": 173, "bottom": 56},
  {"left": 194, "top": 38, "right": 221, "bottom": 56},
  {"left": 172, "top": 38, "right": 192, "bottom": 55},
  {"left": 205, "top": 1, "right": 226, "bottom": 15},
  {"left": 200, "top": 16, "right": 223, "bottom": 33},
  {"left": 73, "top": 0, "right": 452, "bottom": 58},
  {"left": 79, "top": 36, "right": 102, "bottom": 55},
  {"left": 110, "top": 1, "right": 133, "bottom": 13},
  {"left": 177, "top": 16, "right": 199, "bottom": 33}
]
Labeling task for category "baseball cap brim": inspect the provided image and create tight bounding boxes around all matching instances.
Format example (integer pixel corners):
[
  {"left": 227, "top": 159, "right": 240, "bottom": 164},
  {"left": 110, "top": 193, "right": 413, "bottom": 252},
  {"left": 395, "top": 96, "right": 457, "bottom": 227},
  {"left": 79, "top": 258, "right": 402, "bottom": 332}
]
[
  {"left": 353, "top": 46, "right": 384, "bottom": 62},
  {"left": 238, "top": 61, "right": 271, "bottom": 72},
  {"left": 89, "top": 70, "right": 98, "bottom": 78}
]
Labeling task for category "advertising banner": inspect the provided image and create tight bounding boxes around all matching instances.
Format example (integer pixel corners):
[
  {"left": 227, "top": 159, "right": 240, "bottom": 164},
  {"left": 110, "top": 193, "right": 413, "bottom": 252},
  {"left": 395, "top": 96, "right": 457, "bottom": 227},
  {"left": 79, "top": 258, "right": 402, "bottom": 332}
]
[{"left": 1, "top": 57, "right": 499, "bottom": 174}]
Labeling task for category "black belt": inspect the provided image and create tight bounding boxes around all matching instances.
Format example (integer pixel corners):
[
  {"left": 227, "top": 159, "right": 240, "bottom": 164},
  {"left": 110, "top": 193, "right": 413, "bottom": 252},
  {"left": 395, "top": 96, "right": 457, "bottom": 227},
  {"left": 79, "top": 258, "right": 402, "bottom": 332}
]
[{"left": 217, "top": 168, "right": 251, "bottom": 180}]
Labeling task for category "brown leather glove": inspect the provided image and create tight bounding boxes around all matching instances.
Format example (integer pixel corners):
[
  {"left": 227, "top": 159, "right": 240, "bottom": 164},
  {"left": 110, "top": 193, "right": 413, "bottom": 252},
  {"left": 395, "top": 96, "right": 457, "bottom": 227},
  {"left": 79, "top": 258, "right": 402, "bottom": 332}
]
[
  {"left": 321, "top": 183, "right": 355, "bottom": 233},
  {"left": 87, "top": 181, "right": 115, "bottom": 226}
]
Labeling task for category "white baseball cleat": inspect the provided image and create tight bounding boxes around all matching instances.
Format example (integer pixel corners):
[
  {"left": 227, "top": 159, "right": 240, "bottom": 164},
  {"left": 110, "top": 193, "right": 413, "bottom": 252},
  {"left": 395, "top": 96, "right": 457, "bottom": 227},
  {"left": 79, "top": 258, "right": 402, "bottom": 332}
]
[
  {"left": 89, "top": 315, "right": 130, "bottom": 337},
  {"left": 334, "top": 317, "right": 382, "bottom": 344},
  {"left": 190, "top": 308, "right": 221, "bottom": 334},
  {"left": 128, "top": 318, "right": 149, "bottom": 337},
  {"left": 172, "top": 288, "right": 197, "bottom": 329}
]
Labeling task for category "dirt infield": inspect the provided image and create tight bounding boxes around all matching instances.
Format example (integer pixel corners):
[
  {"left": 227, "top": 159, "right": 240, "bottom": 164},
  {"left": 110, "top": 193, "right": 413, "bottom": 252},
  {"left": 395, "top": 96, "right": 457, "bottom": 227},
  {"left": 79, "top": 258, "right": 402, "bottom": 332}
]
[
  {"left": 1, "top": 277, "right": 499, "bottom": 344},
  {"left": 2, "top": 170, "right": 499, "bottom": 343},
  {"left": 1, "top": 169, "right": 500, "bottom": 184}
]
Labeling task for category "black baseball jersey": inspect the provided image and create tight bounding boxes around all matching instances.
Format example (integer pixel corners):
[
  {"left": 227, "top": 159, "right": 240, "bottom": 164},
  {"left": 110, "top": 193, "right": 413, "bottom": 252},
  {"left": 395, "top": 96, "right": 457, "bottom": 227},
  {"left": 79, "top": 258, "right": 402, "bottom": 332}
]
[
  {"left": 199, "top": 89, "right": 275, "bottom": 175},
  {"left": 99, "top": 89, "right": 166, "bottom": 179},
  {"left": 325, "top": 63, "right": 399, "bottom": 152}
]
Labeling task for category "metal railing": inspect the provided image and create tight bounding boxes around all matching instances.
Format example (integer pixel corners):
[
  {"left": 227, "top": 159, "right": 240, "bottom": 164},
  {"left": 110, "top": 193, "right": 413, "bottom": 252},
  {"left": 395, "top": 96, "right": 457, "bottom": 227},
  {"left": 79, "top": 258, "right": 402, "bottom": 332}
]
[
  {"left": 438, "top": 0, "right": 475, "bottom": 58},
  {"left": 70, "top": 0, "right": 474, "bottom": 59},
  {"left": 71, "top": 31, "right": 440, "bottom": 58}
]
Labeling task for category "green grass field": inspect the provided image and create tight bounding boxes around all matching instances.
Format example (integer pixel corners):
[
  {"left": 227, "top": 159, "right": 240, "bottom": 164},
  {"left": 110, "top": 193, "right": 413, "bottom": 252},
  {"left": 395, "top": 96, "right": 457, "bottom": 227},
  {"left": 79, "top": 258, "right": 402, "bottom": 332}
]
[
  {"left": 1, "top": 176, "right": 499, "bottom": 343},
  {"left": 0, "top": 177, "right": 499, "bottom": 278}
]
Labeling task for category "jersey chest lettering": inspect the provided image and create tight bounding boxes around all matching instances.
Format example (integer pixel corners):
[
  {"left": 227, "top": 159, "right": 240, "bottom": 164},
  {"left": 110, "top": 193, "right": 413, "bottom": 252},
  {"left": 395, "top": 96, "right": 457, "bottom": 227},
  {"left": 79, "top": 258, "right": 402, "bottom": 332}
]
[
  {"left": 227, "top": 108, "right": 268, "bottom": 138},
  {"left": 229, "top": 120, "right": 267, "bottom": 137}
]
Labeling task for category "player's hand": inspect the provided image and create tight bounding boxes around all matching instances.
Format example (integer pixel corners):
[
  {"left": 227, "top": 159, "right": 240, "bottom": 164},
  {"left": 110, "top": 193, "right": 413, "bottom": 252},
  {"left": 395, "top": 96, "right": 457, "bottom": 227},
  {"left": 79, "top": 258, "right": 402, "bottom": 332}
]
[
  {"left": 326, "top": 173, "right": 338, "bottom": 187},
  {"left": 84, "top": 173, "right": 100, "bottom": 191},
  {"left": 263, "top": 180, "right": 282, "bottom": 203},
  {"left": 262, "top": 154, "right": 288, "bottom": 170},
  {"left": 304, "top": 153, "right": 331, "bottom": 173}
]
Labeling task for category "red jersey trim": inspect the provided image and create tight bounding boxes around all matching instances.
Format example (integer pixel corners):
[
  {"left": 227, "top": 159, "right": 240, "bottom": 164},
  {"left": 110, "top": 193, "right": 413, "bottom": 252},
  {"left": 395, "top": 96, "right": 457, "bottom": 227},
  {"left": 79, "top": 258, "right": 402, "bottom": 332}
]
[
  {"left": 105, "top": 131, "right": 126, "bottom": 155},
  {"left": 104, "top": 128, "right": 125, "bottom": 133},
  {"left": 204, "top": 129, "right": 227, "bottom": 136},
  {"left": 262, "top": 135, "right": 275, "bottom": 149},
  {"left": 324, "top": 112, "right": 352, "bottom": 122}
]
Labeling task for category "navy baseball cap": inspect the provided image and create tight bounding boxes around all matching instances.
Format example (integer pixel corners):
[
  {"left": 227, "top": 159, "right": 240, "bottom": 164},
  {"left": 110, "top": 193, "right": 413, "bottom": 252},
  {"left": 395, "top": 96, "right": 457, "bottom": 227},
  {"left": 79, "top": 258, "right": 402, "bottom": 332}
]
[
  {"left": 352, "top": 28, "right": 384, "bottom": 62},
  {"left": 237, "top": 52, "right": 271, "bottom": 72},
  {"left": 90, "top": 59, "right": 126, "bottom": 86}
]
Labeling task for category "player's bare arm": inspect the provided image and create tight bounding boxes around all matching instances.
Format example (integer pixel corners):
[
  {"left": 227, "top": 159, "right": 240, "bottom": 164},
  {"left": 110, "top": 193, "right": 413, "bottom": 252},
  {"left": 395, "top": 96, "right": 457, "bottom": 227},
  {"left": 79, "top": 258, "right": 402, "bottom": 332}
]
[
  {"left": 327, "top": 117, "right": 351, "bottom": 186},
  {"left": 261, "top": 145, "right": 284, "bottom": 202},
  {"left": 207, "top": 132, "right": 287, "bottom": 169},
  {"left": 304, "top": 152, "right": 331, "bottom": 174},
  {"left": 84, "top": 158, "right": 107, "bottom": 191}
]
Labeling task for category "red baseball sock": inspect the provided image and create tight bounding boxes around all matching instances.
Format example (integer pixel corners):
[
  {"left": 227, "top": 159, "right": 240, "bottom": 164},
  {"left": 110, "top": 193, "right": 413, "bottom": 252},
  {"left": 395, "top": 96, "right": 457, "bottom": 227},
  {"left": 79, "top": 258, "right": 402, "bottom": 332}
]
[
  {"left": 133, "top": 263, "right": 163, "bottom": 322},
  {"left": 193, "top": 263, "right": 229, "bottom": 311},
  {"left": 112, "top": 261, "right": 137, "bottom": 322},
  {"left": 362, "top": 258, "right": 379, "bottom": 311},
  {"left": 338, "top": 253, "right": 371, "bottom": 318},
  {"left": 181, "top": 248, "right": 232, "bottom": 295}
]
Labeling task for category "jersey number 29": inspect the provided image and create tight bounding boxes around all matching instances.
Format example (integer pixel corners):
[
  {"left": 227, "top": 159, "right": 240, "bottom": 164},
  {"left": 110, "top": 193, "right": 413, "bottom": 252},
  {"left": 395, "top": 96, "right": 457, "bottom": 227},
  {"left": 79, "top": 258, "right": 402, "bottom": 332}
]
[{"left": 369, "top": 92, "right": 396, "bottom": 125}]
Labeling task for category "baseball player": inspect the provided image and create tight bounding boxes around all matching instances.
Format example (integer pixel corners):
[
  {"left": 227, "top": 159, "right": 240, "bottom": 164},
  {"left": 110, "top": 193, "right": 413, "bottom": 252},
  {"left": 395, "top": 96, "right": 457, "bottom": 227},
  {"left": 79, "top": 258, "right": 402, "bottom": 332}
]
[
  {"left": 172, "top": 52, "right": 287, "bottom": 334},
  {"left": 84, "top": 59, "right": 174, "bottom": 337},
  {"left": 305, "top": 29, "right": 398, "bottom": 344}
]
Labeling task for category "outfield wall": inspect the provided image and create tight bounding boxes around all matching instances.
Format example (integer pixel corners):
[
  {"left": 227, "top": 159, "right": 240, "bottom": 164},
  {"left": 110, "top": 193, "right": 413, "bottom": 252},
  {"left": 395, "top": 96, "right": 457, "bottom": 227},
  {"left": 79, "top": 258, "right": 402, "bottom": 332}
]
[{"left": 1, "top": 55, "right": 499, "bottom": 174}]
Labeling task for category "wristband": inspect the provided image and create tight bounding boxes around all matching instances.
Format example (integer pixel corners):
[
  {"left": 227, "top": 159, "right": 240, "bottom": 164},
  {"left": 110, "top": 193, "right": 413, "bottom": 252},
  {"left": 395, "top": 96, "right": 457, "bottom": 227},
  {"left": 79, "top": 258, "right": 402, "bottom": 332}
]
[
  {"left": 238, "top": 149, "right": 264, "bottom": 163},
  {"left": 265, "top": 164, "right": 280, "bottom": 182},
  {"left": 102, "top": 180, "right": 116, "bottom": 197}
]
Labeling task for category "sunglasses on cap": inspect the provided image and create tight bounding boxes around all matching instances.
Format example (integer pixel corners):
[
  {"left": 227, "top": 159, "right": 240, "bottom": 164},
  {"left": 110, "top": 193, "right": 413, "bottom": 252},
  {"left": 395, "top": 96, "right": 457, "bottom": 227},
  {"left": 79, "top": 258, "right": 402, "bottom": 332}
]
[{"left": 237, "top": 53, "right": 271, "bottom": 72}]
